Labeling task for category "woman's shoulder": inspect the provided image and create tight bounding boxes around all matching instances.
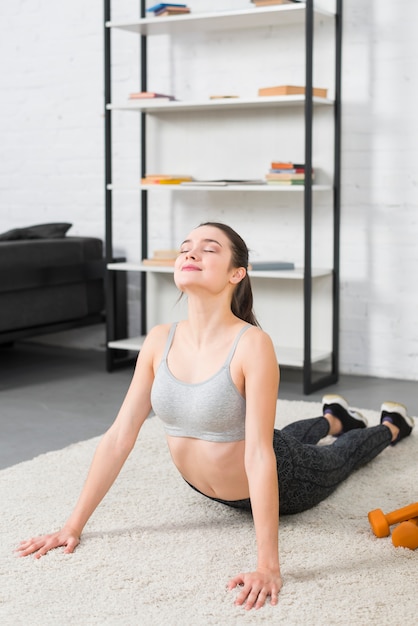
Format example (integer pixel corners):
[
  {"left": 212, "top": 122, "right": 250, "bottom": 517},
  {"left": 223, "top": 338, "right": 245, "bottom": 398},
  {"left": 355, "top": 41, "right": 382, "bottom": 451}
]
[
  {"left": 238, "top": 324, "right": 276, "bottom": 355},
  {"left": 138, "top": 323, "right": 177, "bottom": 369},
  {"left": 242, "top": 323, "right": 272, "bottom": 342},
  {"left": 145, "top": 322, "right": 174, "bottom": 346}
]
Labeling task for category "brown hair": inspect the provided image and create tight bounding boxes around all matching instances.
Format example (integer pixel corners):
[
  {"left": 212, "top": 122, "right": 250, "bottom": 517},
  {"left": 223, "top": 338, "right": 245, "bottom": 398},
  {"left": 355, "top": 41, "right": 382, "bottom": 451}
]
[{"left": 198, "top": 222, "right": 260, "bottom": 327}]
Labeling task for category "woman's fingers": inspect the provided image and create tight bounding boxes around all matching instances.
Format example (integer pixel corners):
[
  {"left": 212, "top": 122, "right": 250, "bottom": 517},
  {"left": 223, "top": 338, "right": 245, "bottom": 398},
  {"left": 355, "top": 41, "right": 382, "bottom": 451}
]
[
  {"left": 16, "top": 530, "right": 79, "bottom": 558},
  {"left": 228, "top": 570, "right": 282, "bottom": 610},
  {"left": 63, "top": 535, "right": 80, "bottom": 554},
  {"left": 16, "top": 536, "right": 49, "bottom": 557}
]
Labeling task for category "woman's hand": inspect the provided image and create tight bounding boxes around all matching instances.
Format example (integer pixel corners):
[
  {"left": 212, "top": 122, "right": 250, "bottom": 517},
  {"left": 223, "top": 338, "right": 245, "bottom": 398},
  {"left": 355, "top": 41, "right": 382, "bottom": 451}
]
[
  {"left": 228, "top": 568, "right": 283, "bottom": 610},
  {"left": 16, "top": 527, "right": 80, "bottom": 559}
]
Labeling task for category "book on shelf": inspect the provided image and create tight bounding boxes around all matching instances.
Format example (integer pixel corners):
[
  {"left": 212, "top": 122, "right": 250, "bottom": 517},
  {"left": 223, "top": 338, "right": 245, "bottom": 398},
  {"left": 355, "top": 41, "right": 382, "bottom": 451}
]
[
  {"left": 270, "top": 161, "right": 306, "bottom": 170},
  {"left": 270, "top": 167, "right": 306, "bottom": 173},
  {"left": 209, "top": 95, "right": 240, "bottom": 100},
  {"left": 142, "top": 258, "right": 176, "bottom": 266},
  {"left": 264, "top": 161, "right": 314, "bottom": 184},
  {"left": 129, "top": 91, "right": 175, "bottom": 101},
  {"left": 141, "top": 174, "right": 193, "bottom": 185},
  {"left": 153, "top": 249, "right": 179, "bottom": 259},
  {"left": 180, "top": 179, "right": 266, "bottom": 187},
  {"left": 142, "top": 248, "right": 179, "bottom": 267},
  {"left": 266, "top": 179, "right": 305, "bottom": 185},
  {"left": 155, "top": 7, "right": 191, "bottom": 16},
  {"left": 258, "top": 85, "right": 328, "bottom": 98},
  {"left": 249, "top": 261, "right": 295, "bottom": 271},
  {"left": 147, "top": 3, "right": 190, "bottom": 16},
  {"left": 266, "top": 172, "right": 313, "bottom": 181},
  {"left": 147, "top": 3, "right": 187, "bottom": 11},
  {"left": 266, "top": 174, "right": 314, "bottom": 185},
  {"left": 251, "top": 0, "right": 298, "bottom": 6}
]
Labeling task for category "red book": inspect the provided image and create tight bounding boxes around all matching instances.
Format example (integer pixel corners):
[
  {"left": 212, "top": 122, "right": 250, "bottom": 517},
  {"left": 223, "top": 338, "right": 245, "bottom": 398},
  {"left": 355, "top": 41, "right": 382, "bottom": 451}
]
[
  {"left": 129, "top": 91, "right": 175, "bottom": 100},
  {"left": 271, "top": 161, "right": 305, "bottom": 170}
]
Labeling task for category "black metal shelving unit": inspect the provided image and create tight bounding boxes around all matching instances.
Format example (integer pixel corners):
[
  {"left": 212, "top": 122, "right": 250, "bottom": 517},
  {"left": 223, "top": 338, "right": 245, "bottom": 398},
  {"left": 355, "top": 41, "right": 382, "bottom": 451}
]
[
  {"left": 303, "top": 0, "right": 342, "bottom": 393},
  {"left": 104, "top": 0, "right": 343, "bottom": 393}
]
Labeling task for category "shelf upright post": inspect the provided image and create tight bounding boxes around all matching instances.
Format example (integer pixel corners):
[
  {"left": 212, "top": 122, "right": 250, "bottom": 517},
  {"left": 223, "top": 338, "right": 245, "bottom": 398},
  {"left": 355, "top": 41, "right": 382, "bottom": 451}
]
[
  {"left": 140, "top": 0, "right": 148, "bottom": 336},
  {"left": 304, "top": 0, "right": 342, "bottom": 393},
  {"left": 104, "top": 0, "right": 115, "bottom": 371},
  {"left": 104, "top": 1, "right": 131, "bottom": 371},
  {"left": 303, "top": 0, "right": 314, "bottom": 393},
  {"left": 331, "top": 0, "right": 343, "bottom": 383}
]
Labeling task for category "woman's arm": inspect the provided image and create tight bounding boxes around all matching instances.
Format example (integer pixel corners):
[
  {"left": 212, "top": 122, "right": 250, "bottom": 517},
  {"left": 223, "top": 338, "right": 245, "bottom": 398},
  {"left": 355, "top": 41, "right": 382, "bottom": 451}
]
[
  {"left": 17, "top": 326, "right": 165, "bottom": 558},
  {"left": 228, "top": 329, "right": 282, "bottom": 610}
]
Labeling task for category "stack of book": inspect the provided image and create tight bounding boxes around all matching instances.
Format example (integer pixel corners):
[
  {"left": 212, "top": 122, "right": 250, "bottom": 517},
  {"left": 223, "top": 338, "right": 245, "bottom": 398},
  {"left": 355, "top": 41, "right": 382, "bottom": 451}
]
[
  {"left": 251, "top": 0, "right": 303, "bottom": 7},
  {"left": 141, "top": 173, "right": 193, "bottom": 185},
  {"left": 142, "top": 249, "right": 179, "bottom": 267},
  {"left": 128, "top": 91, "right": 176, "bottom": 102},
  {"left": 265, "top": 162, "right": 314, "bottom": 186},
  {"left": 146, "top": 3, "right": 190, "bottom": 16},
  {"left": 258, "top": 84, "right": 328, "bottom": 98}
]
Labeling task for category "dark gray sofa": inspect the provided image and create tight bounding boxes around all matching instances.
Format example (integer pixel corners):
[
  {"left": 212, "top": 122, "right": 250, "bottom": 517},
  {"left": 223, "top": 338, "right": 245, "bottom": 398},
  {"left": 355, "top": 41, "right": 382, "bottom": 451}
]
[{"left": 0, "top": 227, "right": 105, "bottom": 344}]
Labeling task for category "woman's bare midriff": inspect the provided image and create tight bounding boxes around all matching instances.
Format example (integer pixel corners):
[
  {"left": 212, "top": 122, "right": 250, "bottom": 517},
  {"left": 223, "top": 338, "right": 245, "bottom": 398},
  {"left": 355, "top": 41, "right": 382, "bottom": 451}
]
[{"left": 166, "top": 435, "right": 250, "bottom": 501}]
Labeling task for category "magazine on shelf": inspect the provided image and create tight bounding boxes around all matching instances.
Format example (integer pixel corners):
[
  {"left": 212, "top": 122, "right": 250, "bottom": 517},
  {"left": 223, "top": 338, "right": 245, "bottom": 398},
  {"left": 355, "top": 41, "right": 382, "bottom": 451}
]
[{"left": 180, "top": 179, "right": 266, "bottom": 187}]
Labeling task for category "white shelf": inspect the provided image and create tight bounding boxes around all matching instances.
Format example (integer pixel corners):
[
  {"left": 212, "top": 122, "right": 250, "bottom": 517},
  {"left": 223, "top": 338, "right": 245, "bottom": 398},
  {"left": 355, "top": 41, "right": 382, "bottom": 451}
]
[
  {"left": 104, "top": 0, "right": 340, "bottom": 388},
  {"left": 142, "top": 183, "right": 330, "bottom": 192},
  {"left": 108, "top": 335, "right": 146, "bottom": 351},
  {"left": 107, "top": 95, "right": 333, "bottom": 114},
  {"left": 108, "top": 262, "right": 175, "bottom": 273},
  {"left": 107, "top": 183, "right": 331, "bottom": 192},
  {"left": 107, "top": 262, "right": 332, "bottom": 280},
  {"left": 106, "top": 5, "right": 335, "bottom": 37},
  {"left": 107, "top": 335, "right": 331, "bottom": 368}
]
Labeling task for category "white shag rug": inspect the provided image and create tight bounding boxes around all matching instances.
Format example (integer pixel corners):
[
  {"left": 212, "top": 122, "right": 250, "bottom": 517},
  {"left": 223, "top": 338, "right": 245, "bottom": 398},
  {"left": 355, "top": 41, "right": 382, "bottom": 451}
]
[{"left": 1, "top": 400, "right": 417, "bottom": 626}]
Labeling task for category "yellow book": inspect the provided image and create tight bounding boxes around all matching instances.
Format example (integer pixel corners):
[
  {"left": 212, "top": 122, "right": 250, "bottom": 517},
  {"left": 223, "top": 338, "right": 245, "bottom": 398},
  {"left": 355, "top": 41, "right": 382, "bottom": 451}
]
[{"left": 141, "top": 174, "right": 193, "bottom": 185}]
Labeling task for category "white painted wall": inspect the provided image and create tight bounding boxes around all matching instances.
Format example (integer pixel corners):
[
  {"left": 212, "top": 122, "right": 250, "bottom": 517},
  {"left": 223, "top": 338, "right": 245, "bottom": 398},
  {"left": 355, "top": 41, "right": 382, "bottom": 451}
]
[{"left": 0, "top": 0, "right": 417, "bottom": 380}]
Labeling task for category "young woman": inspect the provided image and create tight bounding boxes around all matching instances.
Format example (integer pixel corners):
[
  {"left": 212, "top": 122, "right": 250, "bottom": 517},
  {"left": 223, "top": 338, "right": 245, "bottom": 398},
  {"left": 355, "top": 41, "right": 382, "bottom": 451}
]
[{"left": 17, "top": 222, "right": 414, "bottom": 611}]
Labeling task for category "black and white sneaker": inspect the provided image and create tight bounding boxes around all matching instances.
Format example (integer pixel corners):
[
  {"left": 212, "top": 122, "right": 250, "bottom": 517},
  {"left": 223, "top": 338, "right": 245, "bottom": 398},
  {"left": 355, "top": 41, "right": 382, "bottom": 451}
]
[
  {"left": 380, "top": 401, "right": 415, "bottom": 445},
  {"left": 322, "top": 394, "right": 368, "bottom": 434}
]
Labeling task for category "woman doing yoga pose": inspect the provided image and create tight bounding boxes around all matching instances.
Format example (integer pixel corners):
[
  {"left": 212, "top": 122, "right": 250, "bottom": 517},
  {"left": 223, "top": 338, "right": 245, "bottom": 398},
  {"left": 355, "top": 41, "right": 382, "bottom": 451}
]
[{"left": 17, "top": 222, "right": 414, "bottom": 610}]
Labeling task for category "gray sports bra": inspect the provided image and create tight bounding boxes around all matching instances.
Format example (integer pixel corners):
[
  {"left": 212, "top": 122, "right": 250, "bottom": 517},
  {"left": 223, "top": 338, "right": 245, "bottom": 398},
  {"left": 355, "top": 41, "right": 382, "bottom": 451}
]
[{"left": 151, "top": 323, "right": 250, "bottom": 442}]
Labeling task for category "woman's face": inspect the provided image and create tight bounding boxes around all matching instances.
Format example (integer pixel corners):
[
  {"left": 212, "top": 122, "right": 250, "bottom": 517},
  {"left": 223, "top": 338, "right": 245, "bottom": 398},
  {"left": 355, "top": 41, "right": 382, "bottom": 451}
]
[{"left": 174, "top": 225, "right": 243, "bottom": 294}]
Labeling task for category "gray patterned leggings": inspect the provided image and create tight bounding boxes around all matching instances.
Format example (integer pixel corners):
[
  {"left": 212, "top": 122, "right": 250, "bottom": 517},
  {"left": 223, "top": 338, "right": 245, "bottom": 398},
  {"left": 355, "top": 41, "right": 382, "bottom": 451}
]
[{"left": 191, "top": 416, "right": 393, "bottom": 515}]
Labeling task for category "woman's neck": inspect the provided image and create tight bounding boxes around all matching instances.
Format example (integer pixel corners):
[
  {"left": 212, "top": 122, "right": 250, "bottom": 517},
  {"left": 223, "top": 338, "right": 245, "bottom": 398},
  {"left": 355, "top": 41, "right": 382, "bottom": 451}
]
[{"left": 184, "top": 294, "right": 239, "bottom": 343}]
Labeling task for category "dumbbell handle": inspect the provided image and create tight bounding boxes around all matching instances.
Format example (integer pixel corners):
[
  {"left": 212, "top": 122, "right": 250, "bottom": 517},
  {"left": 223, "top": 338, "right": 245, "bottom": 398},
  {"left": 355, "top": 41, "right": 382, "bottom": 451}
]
[
  {"left": 386, "top": 502, "right": 418, "bottom": 526},
  {"left": 368, "top": 501, "right": 418, "bottom": 537}
]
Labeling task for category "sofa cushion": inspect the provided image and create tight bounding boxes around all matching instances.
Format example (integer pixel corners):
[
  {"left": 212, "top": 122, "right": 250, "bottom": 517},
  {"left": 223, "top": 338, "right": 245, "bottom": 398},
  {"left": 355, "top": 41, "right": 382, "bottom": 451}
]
[
  {"left": 0, "top": 222, "right": 72, "bottom": 241},
  {"left": 0, "top": 237, "right": 103, "bottom": 293},
  {"left": 0, "top": 238, "right": 103, "bottom": 292},
  {"left": 0, "top": 237, "right": 105, "bottom": 333},
  {"left": 2, "top": 286, "right": 90, "bottom": 332}
]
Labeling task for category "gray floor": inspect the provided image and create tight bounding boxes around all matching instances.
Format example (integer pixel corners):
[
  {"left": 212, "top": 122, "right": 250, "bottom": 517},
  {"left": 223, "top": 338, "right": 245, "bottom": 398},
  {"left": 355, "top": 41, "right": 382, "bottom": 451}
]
[{"left": 1, "top": 337, "right": 417, "bottom": 470}]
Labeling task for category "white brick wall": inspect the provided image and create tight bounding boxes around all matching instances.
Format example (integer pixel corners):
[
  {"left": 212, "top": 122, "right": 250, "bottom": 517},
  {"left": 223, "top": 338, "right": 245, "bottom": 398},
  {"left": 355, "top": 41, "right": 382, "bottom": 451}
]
[
  {"left": 0, "top": 0, "right": 105, "bottom": 237},
  {"left": 340, "top": 0, "right": 418, "bottom": 379},
  {"left": 0, "top": 0, "right": 417, "bottom": 380}
]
